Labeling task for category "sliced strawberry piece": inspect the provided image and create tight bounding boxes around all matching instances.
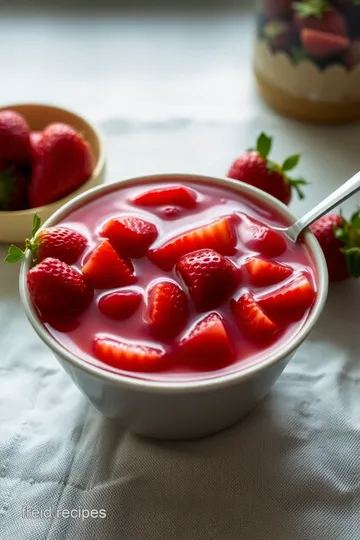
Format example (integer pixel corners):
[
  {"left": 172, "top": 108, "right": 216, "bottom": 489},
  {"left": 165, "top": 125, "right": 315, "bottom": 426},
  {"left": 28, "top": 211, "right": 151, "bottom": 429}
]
[
  {"left": 231, "top": 293, "right": 278, "bottom": 342},
  {"left": 82, "top": 240, "right": 135, "bottom": 289},
  {"left": 93, "top": 336, "right": 165, "bottom": 372},
  {"left": 147, "top": 280, "right": 188, "bottom": 339},
  {"left": 27, "top": 257, "right": 93, "bottom": 315},
  {"left": 301, "top": 29, "right": 350, "bottom": 59},
  {"left": 100, "top": 216, "right": 158, "bottom": 258},
  {"left": 245, "top": 256, "right": 293, "bottom": 287},
  {"left": 132, "top": 185, "right": 197, "bottom": 209},
  {"left": 149, "top": 216, "right": 236, "bottom": 271},
  {"left": 240, "top": 216, "right": 286, "bottom": 258},
  {"left": 177, "top": 249, "right": 239, "bottom": 311},
  {"left": 179, "top": 313, "right": 234, "bottom": 370},
  {"left": 98, "top": 290, "right": 142, "bottom": 320},
  {"left": 258, "top": 273, "right": 316, "bottom": 320}
]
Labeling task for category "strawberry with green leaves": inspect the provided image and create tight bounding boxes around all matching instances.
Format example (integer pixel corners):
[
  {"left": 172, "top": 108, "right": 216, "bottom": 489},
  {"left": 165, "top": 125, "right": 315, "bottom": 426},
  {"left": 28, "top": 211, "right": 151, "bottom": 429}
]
[
  {"left": 5, "top": 214, "right": 88, "bottom": 266},
  {"left": 310, "top": 211, "right": 360, "bottom": 282},
  {"left": 293, "top": 0, "right": 350, "bottom": 59},
  {"left": 293, "top": 1, "right": 348, "bottom": 36},
  {"left": 227, "top": 133, "right": 307, "bottom": 206}
]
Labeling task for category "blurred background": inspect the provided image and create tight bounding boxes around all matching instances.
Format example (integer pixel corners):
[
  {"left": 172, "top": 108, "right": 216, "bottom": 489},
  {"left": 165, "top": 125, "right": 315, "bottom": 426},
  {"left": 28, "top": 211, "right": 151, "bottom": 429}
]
[
  {"left": 1, "top": 0, "right": 359, "bottom": 213},
  {"left": 0, "top": 0, "right": 264, "bottom": 188}
]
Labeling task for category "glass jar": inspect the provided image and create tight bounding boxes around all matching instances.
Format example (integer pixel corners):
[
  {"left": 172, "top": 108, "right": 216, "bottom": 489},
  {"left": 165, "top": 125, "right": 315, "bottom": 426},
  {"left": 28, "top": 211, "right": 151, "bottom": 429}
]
[{"left": 253, "top": 0, "right": 360, "bottom": 123}]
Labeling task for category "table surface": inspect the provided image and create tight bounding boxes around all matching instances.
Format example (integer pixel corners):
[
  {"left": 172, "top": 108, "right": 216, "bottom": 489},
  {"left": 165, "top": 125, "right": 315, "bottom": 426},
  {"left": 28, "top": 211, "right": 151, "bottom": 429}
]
[{"left": 2, "top": 4, "right": 360, "bottom": 540}]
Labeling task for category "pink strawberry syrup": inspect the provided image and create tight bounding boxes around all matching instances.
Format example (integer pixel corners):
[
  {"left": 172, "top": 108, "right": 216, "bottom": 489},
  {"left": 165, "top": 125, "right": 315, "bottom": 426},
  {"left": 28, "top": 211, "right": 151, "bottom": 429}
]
[{"left": 44, "top": 181, "right": 317, "bottom": 382}]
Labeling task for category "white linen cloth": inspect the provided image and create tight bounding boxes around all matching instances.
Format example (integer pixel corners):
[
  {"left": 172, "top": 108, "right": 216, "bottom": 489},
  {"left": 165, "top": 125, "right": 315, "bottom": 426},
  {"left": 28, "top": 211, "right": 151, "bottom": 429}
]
[{"left": 1, "top": 3, "right": 360, "bottom": 539}]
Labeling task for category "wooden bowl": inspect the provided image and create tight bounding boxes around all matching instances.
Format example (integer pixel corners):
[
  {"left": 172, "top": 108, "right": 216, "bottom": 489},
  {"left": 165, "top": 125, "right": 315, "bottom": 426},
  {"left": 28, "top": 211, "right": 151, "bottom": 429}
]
[{"left": 0, "top": 103, "right": 105, "bottom": 244}]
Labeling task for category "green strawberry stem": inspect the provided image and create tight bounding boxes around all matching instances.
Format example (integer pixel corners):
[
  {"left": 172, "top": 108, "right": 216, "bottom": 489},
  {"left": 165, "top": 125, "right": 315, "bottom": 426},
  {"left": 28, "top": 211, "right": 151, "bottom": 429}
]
[
  {"left": 5, "top": 213, "right": 42, "bottom": 264},
  {"left": 254, "top": 132, "right": 308, "bottom": 200},
  {"left": 254, "top": 132, "right": 272, "bottom": 160},
  {"left": 288, "top": 178, "right": 307, "bottom": 200},
  {"left": 334, "top": 209, "right": 360, "bottom": 278},
  {"left": 292, "top": 0, "right": 330, "bottom": 19}
]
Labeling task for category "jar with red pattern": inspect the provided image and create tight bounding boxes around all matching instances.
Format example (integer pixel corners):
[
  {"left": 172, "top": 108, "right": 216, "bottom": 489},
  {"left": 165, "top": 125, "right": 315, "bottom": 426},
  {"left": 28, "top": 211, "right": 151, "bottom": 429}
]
[{"left": 254, "top": 0, "right": 360, "bottom": 123}]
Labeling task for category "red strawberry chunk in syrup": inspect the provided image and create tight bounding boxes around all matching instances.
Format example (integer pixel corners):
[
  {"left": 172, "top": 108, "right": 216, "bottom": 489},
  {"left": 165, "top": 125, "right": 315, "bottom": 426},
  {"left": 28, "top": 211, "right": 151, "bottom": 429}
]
[
  {"left": 132, "top": 185, "right": 197, "bottom": 209},
  {"left": 98, "top": 290, "right": 142, "bottom": 320},
  {"left": 232, "top": 293, "right": 278, "bottom": 343},
  {"left": 100, "top": 216, "right": 158, "bottom": 258},
  {"left": 149, "top": 216, "right": 237, "bottom": 271},
  {"left": 177, "top": 248, "right": 239, "bottom": 312},
  {"left": 147, "top": 280, "right": 188, "bottom": 339},
  {"left": 258, "top": 273, "right": 316, "bottom": 320},
  {"left": 93, "top": 337, "right": 165, "bottom": 372},
  {"left": 238, "top": 215, "right": 287, "bottom": 258},
  {"left": 179, "top": 313, "right": 234, "bottom": 369},
  {"left": 82, "top": 240, "right": 136, "bottom": 289},
  {"left": 245, "top": 256, "right": 293, "bottom": 287}
]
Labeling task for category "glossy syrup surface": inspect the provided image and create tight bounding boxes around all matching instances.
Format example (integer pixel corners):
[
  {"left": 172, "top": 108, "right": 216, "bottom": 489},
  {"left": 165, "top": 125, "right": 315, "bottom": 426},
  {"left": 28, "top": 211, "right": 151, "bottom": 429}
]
[{"left": 44, "top": 180, "right": 317, "bottom": 382}]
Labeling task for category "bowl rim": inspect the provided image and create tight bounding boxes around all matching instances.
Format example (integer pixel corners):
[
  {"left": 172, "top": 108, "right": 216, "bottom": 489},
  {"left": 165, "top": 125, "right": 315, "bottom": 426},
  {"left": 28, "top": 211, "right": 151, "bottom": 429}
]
[
  {"left": 0, "top": 102, "right": 105, "bottom": 218},
  {"left": 19, "top": 173, "right": 329, "bottom": 394}
]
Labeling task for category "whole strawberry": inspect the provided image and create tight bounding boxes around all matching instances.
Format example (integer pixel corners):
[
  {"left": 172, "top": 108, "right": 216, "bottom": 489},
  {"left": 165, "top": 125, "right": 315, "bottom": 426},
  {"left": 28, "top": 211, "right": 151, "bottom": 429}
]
[
  {"left": 227, "top": 133, "right": 307, "bottom": 206},
  {"left": 0, "top": 110, "right": 33, "bottom": 165},
  {"left": 310, "top": 211, "right": 360, "bottom": 282},
  {"left": 5, "top": 214, "right": 87, "bottom": 265},
  {"left": 293, "top": 2, "right": 348, "bottom": 36},
  {"left": 27, "top": 257, "right": 93, "bottom": 315},
  {"left": 0, "top": 164, "right": 29, "bottom": 210},
  {"left": 28, "top": 123, "right": 94, "bottom": 208},
  {"left": 30, "top": 131, "right": 42, "bottom": 156}
]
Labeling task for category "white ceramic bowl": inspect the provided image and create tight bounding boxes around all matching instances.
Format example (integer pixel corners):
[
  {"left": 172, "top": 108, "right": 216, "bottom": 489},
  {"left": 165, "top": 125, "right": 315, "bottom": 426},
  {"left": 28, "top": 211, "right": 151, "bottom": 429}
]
[
  {"left": 19, "top": 174, "right": 329, "bottom": 440},
  {"left": 0, "top": 103, "right": 106, "bottom": 244}
]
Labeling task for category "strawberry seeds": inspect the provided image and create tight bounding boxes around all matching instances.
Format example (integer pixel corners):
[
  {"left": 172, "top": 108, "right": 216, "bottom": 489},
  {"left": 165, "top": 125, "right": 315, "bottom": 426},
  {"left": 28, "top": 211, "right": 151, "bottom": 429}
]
[{"left": 14, "top": 181, "right": 317, "bottom": 380}]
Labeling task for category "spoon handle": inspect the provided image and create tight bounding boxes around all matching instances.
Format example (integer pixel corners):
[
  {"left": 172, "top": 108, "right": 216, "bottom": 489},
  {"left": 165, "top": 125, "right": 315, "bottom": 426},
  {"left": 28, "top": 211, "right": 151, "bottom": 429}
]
[{"left": 286, "top": 170, "right": 360, "bottom": 242}]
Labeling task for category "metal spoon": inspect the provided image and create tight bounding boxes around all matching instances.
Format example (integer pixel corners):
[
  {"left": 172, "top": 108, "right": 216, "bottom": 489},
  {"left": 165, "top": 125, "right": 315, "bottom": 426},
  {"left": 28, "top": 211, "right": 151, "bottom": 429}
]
[{"left": 283, "top": 170, "right": 360, "bottom": 242}]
